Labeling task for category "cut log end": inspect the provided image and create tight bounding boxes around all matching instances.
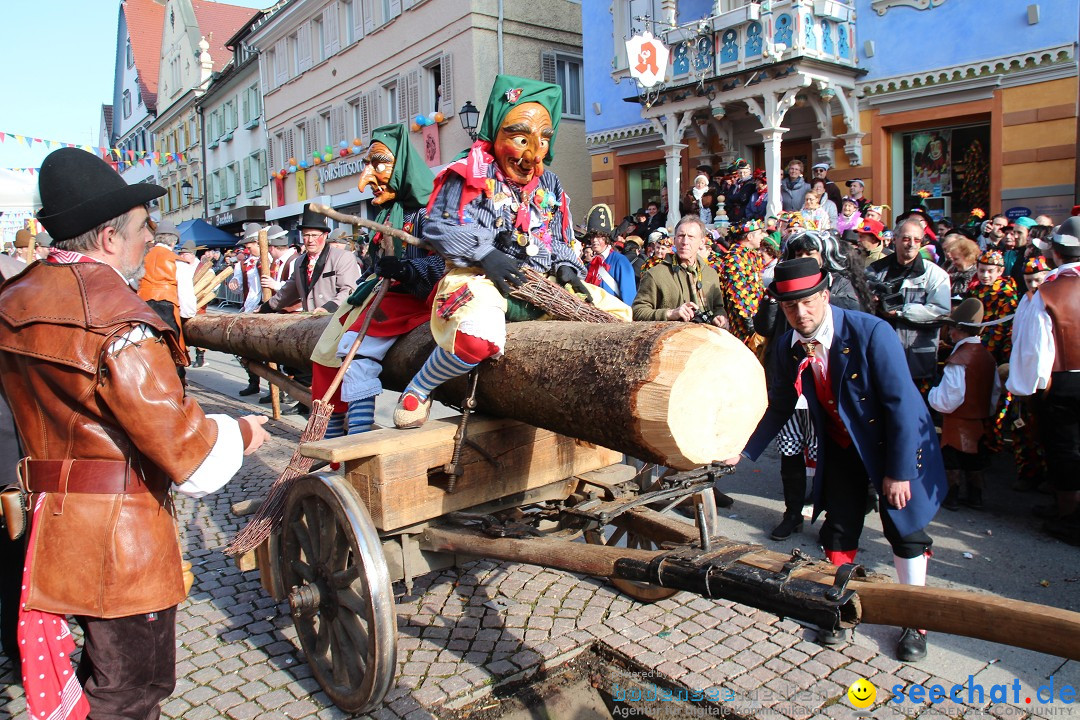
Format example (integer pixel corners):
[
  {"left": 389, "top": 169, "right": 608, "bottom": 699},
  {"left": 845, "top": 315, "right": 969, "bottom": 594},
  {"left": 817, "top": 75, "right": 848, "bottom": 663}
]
[{"left": 635, "top": 325, "right": 767, "bottom": 469}]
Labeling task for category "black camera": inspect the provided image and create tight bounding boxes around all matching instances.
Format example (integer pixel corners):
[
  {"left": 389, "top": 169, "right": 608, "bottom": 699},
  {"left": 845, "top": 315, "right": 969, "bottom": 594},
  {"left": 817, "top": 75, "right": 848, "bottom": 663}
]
[
  {"left": 870, "top": 277, "right": 905, "bottom": 313},
  {"left": 690, "top": 308, "right": 716, "bottom": 324}
]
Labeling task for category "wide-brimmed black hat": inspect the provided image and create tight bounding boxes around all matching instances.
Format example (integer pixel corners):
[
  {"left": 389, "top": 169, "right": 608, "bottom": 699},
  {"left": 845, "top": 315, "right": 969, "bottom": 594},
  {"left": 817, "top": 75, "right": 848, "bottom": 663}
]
[
  {"left": 585, "top": 203, "right": 613, "bottom": 237},
  {"left": 36, "top": 148, "right": 165, "bottom": 241},
  {"left": 767, "top": 257, "right": 827, "bottom": 301},
  {"left": 298, "top": 203, "right": 330, "bottom": 231}
]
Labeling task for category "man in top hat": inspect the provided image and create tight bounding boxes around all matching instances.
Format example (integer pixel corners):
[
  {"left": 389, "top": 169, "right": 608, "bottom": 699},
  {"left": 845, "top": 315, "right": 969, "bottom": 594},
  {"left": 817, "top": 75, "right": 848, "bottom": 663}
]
[
  {"left": 583, "top": 203, "right": 637, "bottom": 304},
  {"left": 264, "top": 204, "right": 360, "bottom": 315},
  {"left": 929, "top": 298, "right": 1000, "bottom": 510},
  {"left": 12, "top": 229, "right": 35, "bottom": 265},
  {"left": 0, "top": 147, "right": 269, "bottom": 719},
  {"left": 1007, "top": 216, "right": 1080, "bottom": 544},
  {"left": 138, "top": 220, "right": 197, "bottom": 377},
  {"left": 725, "top": 257, "right": 946, "bottom": 662},
  {"left": 716, "top": 218, "right": 766, "bottom": 344},
  {"left": 308, "top": 123, "right": 445, "bottom": 436},
  {"left": 391, "top": 75, "right": 629, "bottom": 428}
]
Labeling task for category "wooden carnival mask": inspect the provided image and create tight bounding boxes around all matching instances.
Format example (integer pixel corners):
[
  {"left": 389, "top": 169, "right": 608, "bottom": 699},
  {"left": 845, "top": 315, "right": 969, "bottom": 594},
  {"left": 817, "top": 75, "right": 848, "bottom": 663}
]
[
  {"left": 358, "top": 141, "right": 396, "bottom": 205},
  {"left": 493, "top": 102, "right": 552, "bottom": 185}
]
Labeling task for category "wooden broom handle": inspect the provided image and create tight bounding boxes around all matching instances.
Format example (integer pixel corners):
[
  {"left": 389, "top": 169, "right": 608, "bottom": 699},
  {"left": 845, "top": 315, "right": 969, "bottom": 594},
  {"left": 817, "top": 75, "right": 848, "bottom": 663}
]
[
  {"left": 319, "top": 280, "right": 390, "bottom": 404},
  {"left": 309, "top": 204, "right": 426, "bottom": 250}
]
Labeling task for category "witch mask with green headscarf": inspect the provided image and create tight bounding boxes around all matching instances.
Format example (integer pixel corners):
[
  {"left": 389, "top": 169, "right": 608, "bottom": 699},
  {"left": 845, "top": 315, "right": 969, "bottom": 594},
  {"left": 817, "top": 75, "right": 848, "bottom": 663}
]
[{"left": 357, "top": 124, "right": 435, "bottom": 256}]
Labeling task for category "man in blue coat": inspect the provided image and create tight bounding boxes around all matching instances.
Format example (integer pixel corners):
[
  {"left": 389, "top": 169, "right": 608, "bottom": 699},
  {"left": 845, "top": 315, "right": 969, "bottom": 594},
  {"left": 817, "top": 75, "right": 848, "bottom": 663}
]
[{"left": 725, "top": 257, "right": 946, "bottom": 663}]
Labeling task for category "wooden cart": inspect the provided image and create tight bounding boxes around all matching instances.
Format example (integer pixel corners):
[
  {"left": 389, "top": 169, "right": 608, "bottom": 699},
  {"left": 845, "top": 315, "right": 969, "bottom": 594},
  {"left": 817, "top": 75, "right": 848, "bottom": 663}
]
[{"left": 244, "top": 414, "right": 800, "bottom": 714}]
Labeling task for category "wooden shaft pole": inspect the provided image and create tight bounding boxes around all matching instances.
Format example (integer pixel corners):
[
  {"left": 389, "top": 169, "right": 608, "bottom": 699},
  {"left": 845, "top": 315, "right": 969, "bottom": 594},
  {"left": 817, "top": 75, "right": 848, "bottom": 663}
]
[
  {"left": 423, "top": 525, "right": 1080, "bottom": 659},
  {"left": 309, "top": 204, "right": 425, "bottom": 250},
  {"left": 245, "top": 361, "right": 312, "bottom": 407},
  {"left": 256, "top": 230, "right": 282, "bottom": 419}
]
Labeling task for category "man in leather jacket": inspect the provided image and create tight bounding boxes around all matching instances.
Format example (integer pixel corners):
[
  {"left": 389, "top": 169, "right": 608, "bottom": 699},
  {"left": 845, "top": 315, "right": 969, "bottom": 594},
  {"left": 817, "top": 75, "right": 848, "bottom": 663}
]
[{"left": 0, "top": 148, "right": 270, "bottom": 719}]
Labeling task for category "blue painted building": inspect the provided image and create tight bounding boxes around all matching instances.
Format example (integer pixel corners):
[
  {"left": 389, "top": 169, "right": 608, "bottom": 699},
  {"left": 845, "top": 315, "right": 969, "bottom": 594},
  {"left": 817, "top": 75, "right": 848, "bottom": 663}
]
[{"left": 583, "top": 0, "right": 1078, "bottom": 225}]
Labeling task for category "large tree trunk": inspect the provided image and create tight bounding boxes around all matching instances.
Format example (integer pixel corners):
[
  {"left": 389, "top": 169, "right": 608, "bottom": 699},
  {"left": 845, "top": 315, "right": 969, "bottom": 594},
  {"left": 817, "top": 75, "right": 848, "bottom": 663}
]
[{"left": 185, "top": 312, "right": 767, "bottom": 468}]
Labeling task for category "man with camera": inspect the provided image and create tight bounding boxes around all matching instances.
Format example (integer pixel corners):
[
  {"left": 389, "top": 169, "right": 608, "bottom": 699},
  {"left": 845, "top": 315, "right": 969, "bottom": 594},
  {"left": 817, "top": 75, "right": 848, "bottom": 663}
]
[
  {"left": 632, "top": 215, "right": 729, "bottom": 329},
  {"left": 867, "top": 219, "right": 951, "bottom": 386}
]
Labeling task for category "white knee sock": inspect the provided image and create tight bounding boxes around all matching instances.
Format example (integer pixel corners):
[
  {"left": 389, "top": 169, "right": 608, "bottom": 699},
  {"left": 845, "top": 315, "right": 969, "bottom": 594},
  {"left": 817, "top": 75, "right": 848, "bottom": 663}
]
[{"left": 893, "top": 553, "right": 927, "bottom": 587}]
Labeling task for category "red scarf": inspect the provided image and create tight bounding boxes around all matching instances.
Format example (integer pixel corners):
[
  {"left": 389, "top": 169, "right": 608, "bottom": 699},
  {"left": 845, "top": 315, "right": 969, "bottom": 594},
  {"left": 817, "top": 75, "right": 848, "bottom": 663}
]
[
  {"left": 19, "top": 494, "right": 90, "bottom": 720},
  {"left": 585, "top": 253, "right": 608, "bottom": 286}
]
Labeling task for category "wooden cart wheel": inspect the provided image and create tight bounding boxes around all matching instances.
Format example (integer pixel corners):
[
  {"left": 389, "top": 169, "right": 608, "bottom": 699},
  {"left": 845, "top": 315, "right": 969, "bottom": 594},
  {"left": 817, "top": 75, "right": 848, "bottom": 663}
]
[
  {"left": 584, "top": 521, "right": 680, "bottom": 602},
  {"left": 279, "top": 473, "right": 397, "bottom": 714}
]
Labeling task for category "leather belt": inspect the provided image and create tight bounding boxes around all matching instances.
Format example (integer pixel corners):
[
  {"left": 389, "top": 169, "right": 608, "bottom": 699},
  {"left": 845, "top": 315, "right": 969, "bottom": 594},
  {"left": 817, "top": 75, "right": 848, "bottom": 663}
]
[{"left": 19, "top": 459, "right": 150, "bottom": 495}]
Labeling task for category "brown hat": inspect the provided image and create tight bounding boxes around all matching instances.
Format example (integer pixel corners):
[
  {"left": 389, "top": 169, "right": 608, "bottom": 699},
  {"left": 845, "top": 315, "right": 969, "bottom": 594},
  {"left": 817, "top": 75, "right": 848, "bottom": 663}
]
[
  {"left": 14, "top": 229, "right": 34, "bottom": 248},
  {"left": 947, "top": 298, "right": 984, "bottom": 328}
]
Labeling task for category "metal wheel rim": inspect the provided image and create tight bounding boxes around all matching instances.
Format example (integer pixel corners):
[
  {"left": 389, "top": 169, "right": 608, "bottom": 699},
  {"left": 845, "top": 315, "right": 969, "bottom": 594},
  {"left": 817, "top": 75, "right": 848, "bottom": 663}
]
[
  {"left": 584, "top": 523, "right": 679, "bottom": 602},
  {"left": 279, "top": 472, "right": 397, "bottom": 713}
]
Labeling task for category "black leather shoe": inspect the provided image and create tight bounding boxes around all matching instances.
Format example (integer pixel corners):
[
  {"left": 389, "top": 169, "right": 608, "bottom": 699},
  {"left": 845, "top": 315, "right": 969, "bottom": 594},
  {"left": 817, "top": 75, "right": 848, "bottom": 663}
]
[
  {"left": 713, "top": 488, "right": 735, "bottom": 508},
  {"left": 770, "top": 513, "right": 803, "bottom": 541},
  {"left": 284, "top": 402, "right": 310, "bottom": 418},
  {"left": 191, "top": 351, "right": 205, "bottom": 368},
  {"left": 942, "top": 486, "right": 961, "bottom": 511},
  {"left": 965, "top": 485, "right": 983, "bottom": 510},
  {"left": 896, "top": 628, "right": 927, "bottom": 662},
  {"left": 817, "top": 628, "right": 846, "bottom": 646},
  {"left": 238, "top": 384, "right": 260, "bottom": 397},
  {"left": 258, "top": 393, "right": 273, "bottom": 404}
]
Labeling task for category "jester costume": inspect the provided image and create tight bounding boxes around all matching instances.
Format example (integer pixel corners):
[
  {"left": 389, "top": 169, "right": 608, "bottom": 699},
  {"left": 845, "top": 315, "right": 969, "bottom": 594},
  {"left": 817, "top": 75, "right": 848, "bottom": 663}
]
[
  {"left": 393, "top": 75, "right": 629, "bottom": 428},
  {"left": 970, "top": 276, "right": 1019, "bottom": 365},
  {"left": 716, "top": 231, "right": 765, "bottom": 344},
  {"left": 309, "top": 124, "right": 443, "bottom": 436}
]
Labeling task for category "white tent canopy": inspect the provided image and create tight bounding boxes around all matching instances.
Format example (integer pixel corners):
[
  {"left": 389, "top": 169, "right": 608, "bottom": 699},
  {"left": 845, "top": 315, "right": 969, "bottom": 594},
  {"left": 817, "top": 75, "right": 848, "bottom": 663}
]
[{"left": 0, "top": 168, "right": 40, "bottom": 209}]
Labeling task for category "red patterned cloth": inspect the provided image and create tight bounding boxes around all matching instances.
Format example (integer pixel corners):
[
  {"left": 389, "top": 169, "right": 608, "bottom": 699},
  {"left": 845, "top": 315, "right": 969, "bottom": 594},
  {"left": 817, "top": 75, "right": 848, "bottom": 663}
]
[
  {"left": 585, "top": 254, "right": 608, "bottom": 286},
  {"left": 19, "top": 493, "right": 90, "bottom": 720}
]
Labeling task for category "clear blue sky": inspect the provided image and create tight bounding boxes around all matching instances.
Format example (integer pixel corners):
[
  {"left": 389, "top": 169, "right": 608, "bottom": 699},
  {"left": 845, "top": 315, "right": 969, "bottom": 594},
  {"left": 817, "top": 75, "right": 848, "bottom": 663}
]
[{"left": 0, "top": 0, "right": 270, "bottom": 172}]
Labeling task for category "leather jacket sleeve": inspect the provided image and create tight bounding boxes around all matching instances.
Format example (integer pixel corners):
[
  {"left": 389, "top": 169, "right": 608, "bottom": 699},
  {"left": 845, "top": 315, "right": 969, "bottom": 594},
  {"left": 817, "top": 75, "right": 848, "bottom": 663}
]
[{"left": 98, "top": 326, "right": 219, "bottom": 485}]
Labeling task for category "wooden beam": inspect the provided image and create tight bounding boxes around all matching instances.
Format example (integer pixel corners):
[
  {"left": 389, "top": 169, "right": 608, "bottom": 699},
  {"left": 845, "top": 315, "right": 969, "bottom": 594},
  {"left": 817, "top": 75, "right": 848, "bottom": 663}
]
[{"left": 245, "top": 361, "right": 311, "bottom": 407}]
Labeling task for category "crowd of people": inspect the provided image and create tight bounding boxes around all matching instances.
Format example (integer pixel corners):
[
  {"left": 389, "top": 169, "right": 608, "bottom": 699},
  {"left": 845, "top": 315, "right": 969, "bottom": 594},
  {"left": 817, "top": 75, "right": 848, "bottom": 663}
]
[{"left": 1, "top": 70, "right": 1078, "bottom": 719}]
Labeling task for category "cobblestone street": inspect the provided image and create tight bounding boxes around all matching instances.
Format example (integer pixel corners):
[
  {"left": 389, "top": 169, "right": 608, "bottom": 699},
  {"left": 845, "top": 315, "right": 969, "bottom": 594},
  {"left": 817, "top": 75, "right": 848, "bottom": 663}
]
[{"left": 2, "top": 376, "right": 1078, "bottom": 719}]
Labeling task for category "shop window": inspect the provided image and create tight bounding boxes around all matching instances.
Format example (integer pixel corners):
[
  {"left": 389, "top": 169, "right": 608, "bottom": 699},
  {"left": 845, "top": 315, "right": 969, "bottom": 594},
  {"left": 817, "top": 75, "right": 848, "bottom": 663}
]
[
  {"left": 900, "top": 123, "right": 989, "bottom": 225},
  {"left": 627, "top": 163, "right": 666, "bottom": 217}
]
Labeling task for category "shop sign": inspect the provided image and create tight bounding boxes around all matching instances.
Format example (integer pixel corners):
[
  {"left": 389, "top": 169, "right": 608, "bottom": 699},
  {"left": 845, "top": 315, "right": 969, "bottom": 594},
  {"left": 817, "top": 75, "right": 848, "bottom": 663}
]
[
  {"left": 317, "top": 158, "right": 365, "bottom": 184},
  {"left": 1005, "top": 206, "right": 1032, "bottom": 221}
]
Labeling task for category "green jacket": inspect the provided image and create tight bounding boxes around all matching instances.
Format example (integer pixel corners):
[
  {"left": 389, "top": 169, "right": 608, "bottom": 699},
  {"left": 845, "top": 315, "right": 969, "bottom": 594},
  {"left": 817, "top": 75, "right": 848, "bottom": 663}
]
[{"left": 632, "top": 255, "right": 727, "bottom": 321}]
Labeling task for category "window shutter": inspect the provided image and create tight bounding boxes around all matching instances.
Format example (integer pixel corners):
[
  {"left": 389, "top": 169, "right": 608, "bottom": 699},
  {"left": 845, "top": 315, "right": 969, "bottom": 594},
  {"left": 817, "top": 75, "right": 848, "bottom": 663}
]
[
  {"left": 324, "top": 5, "right": 340, "bottom": 56},
  {"left": 332, "top": 105, "right": 346, "bottom": 146},
  {"left": 389, "top": 0, "right": 402, "bottom": 19},
  {"left": 362, "top": 0, "right": 374, "bottom": 33},
  {"left": 352, "top": 0, "right": 365, "bottom": 40},
  {"left": 395, "top": 77, "right": 408, "bottom": 123},
  {"left": 370, "top": 90, "right": 382, "bottom": 130},
  {"left": 243, "top": 156, "right": 251, "bottom": 193},
  {"left": 297, "top": 22, "right": 313, "bottom": 72},
  {"left": 440, "top": 53, "right": 453, "bottom": 116},
  {"left": 274, "top": 39, "right": 288, "bottom": 86},
  {"left": 540, "top": 50, "right": 557, "bottom": 84},
  {"left": 242, "top": 92, "right": 250, "bottom": 125},
  {"left": 307, "top": 117, "right": 319, "bottom": 155},
  {"left": 268, "top": 133, "right": 276, "bottom": 168},
  {"left": 359, "top": 93, "right": 372, "bottom": 143},
  {"left": 285, "top": 128, "right": 295, "bottom": 162},
  {"left": 406, "top": 70, "right": 420, "bottom": 120},
  {"left": 258, "top": 150, "right": 267, "bottom": 188}
]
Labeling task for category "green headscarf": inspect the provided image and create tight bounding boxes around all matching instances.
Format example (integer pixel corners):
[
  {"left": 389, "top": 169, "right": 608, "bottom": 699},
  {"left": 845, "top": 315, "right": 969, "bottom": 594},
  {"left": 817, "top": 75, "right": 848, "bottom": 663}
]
[
  {"left": 369, "top": 123, "right": 434, "bottom": 257},
  {"left": 477, "top": 74, "right": 563, "bottom": 165}
]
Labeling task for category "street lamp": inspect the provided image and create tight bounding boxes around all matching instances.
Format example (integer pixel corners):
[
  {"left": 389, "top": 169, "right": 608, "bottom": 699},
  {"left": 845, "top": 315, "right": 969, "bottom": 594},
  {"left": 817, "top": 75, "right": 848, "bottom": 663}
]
[
  {"left": 459, "top": 101, "right": 480, "bottom": 142},
  {"left": 181, "top": 179, "right": 193, "bottom": 205}
]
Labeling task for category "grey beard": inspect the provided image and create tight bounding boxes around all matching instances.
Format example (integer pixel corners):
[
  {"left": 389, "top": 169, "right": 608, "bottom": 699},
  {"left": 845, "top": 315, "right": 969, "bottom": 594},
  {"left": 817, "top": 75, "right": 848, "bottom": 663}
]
[{"left": 125, "top": 264, "right": 146, "bottom": 285}]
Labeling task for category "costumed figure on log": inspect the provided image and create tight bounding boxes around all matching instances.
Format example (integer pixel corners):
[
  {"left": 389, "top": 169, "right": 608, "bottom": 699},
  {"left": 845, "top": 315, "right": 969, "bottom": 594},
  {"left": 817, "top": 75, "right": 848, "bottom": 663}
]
[{"left": 392, "top": 74, "right": 631, "bottom": 428}]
